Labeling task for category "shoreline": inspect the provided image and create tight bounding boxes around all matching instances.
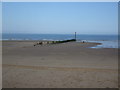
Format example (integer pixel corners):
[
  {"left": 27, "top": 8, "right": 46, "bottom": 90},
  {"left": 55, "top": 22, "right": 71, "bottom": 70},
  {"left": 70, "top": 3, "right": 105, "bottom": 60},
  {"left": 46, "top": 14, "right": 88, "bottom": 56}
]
[
  {"left": 2, "top": 40, "right": 119, "bottom": 49},
  {"left": 2, "top": 40, "right": 103, "bottom": 49}
]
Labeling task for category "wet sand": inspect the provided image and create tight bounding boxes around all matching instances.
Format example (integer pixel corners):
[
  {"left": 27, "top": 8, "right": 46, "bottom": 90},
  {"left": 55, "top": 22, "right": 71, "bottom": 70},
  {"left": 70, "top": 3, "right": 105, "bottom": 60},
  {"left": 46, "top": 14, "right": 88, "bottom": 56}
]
[{"left": 2, "top": 40, "right": 118, "bottom": 88}]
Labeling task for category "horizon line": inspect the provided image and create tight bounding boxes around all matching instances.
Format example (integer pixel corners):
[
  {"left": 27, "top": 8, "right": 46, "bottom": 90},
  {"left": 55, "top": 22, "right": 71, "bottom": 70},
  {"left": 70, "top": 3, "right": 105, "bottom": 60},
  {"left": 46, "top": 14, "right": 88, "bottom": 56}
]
[{"left": 2, "top": 33, "right": 118, "bottom": 35}]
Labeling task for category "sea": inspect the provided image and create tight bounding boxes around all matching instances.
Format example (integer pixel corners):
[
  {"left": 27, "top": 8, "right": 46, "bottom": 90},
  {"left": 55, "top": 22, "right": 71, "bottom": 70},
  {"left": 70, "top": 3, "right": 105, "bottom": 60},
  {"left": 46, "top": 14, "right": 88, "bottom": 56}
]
[{"left": 2, "top": 33, "right": 119, "bottom": 49}]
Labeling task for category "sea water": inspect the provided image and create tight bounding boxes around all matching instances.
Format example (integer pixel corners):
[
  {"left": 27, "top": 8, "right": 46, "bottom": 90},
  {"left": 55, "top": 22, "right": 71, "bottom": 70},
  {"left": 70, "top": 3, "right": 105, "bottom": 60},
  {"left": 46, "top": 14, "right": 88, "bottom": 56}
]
[
  {"left": 88, "top": 40, "right": 118, "bottom": 49},
  {"left": 2, "top": 33, "right": 118, "bottom": 48}
]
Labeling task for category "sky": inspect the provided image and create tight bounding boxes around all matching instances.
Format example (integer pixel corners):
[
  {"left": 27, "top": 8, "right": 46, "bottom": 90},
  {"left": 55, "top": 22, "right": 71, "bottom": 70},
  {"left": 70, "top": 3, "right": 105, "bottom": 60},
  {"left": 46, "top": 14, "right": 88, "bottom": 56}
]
[{"left": 2, "top": 2, "right": 118, "bottom": 35}]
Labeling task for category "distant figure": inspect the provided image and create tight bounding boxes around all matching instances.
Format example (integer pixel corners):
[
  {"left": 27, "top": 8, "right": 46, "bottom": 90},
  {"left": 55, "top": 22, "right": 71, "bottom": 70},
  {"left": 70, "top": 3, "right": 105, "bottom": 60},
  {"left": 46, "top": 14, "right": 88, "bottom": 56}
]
[
  {"left": 83, "top": 41, "right": 85, "bottom": 43},
  {"left": 39, "top": 42, "right": 42, "bottom": 45}
]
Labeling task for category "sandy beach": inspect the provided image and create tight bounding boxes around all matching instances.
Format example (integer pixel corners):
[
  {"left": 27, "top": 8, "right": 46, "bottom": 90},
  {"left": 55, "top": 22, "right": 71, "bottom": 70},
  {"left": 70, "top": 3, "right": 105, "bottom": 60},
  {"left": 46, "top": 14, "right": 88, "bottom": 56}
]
[{"left": 2, "top": 40, "right": 118, "bottom": 88}]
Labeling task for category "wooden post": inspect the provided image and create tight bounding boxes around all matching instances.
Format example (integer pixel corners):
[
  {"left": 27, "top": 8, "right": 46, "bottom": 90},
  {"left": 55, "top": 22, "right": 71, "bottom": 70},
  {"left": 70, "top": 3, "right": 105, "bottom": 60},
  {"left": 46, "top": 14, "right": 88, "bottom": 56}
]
[{"left": 75, "top": 32, "right": 76, "bottom": 40}]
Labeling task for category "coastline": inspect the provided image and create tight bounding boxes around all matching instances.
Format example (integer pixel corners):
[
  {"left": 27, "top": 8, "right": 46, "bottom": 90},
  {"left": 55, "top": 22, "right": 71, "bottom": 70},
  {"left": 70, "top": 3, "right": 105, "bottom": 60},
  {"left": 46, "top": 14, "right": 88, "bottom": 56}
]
[
  {"left": 2, "top": 40, "right": 118, "bottom": 88},
  {"left": 2, "top": 39, "right": 118, "bottom": 49}
]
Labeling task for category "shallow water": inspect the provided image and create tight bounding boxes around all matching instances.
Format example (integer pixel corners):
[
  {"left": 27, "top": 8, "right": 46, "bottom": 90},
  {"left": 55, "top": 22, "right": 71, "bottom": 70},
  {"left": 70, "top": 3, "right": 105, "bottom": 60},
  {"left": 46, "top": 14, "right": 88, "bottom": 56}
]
[{"left": 88, "top": 40, "right": 118, "bottom": 49}]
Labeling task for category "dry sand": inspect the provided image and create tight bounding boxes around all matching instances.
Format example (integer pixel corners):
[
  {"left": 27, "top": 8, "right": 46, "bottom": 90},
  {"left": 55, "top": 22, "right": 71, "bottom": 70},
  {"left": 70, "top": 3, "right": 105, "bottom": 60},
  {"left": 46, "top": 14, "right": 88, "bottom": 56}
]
[{"left": 2, "top": 40, "right": 118, "bottom": 88}]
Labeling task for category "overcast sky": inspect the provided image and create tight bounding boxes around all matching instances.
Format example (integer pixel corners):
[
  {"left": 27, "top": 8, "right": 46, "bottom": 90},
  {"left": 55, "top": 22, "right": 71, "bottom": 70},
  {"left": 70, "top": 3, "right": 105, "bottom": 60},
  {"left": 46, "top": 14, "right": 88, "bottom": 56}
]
[{"left": 2, "top": 2, "right": 118, "bottom": 35}]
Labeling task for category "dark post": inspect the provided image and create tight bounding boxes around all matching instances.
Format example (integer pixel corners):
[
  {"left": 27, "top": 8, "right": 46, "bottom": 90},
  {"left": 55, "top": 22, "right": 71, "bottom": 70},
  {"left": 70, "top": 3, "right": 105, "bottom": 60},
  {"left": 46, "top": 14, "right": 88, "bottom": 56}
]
[{"left": 75, "top": 32, "right": 76, "bottom": 40}]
